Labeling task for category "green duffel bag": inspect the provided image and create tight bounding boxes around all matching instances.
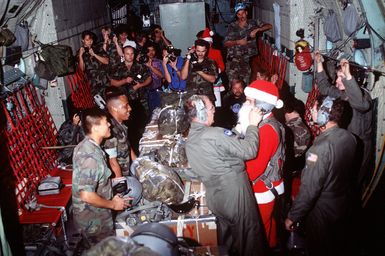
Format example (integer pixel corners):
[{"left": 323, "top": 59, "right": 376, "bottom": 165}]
[{"left": 40, "top": 44, "right": 76, "bottom": 77}]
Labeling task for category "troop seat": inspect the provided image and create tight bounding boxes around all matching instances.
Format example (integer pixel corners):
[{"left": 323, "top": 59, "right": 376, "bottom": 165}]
[
  {"left": 0, "top": 83, "right": 75, "bottom": 243},
  {"left": 19, "top": 186, "right": 72, "bottom": 225},
  {"left": 18, "top": 168, "right": 73, "bottom": 241},
  {"left": 50, "top": 167, "right": 73, "bottom": 186}
]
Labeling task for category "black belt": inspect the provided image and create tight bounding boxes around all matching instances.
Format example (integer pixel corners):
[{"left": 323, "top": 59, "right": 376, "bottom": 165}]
[{"left": 253, "top": 174, "right": 279, "bottom": 198}]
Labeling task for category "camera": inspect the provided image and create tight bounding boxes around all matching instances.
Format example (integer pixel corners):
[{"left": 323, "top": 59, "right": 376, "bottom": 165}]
[
  {"left": 127, "top": 73, "right": 144, "bottom": 86},
  {"left": 190, "top": 52, "right": 198, "bottom": 63},
  {"left": 166, "top": 45, "right": 181, "bottom": 62},
  {"left": 191, "top": 62, "right": 204, "bottom": 72},
  {"left": 109, "top": 33, "right": 116, "bottom": 40},
  {"left": 190, "top": 52, "right": 201, "bottom": 72},
  {"left": 138, "top": 53, "right": 149, "bottom": 64},
  {"left": 84, "top": 47, "right": 89, "bottom": 53}
]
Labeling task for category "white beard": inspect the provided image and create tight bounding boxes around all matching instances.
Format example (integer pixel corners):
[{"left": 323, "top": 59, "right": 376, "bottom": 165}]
[{"left": 235, "top": 104, "right": 253, "bottom": 135}]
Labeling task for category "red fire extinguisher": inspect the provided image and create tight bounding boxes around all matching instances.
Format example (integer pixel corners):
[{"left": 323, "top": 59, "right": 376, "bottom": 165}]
[{"left": 294, "top": 39, "right": 313, "bottom": 71}]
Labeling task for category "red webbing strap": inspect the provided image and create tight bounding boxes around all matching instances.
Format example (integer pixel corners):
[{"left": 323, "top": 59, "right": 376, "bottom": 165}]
[
  {"left": 277, "top": 56, "right": 288, "bottom": 90},
  {"left": 304, "top": 82, "right": 321, "bottom": 138},
  {"left": 66, "top": 69, "right": 94, "bottom": 109}
]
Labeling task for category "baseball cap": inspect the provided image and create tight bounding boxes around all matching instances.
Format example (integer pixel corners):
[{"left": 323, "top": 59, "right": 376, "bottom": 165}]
[{"left": 234, "top": 3, "right": 247, "bottom": 14}]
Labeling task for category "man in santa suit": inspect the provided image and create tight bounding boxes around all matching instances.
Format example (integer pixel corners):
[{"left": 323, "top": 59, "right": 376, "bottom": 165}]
[
  {"left": 237, "top": 80, "right": 285, "bottom": 249},
  {"left": 197, "top": 28, "right": 225, "bottom": 106}
]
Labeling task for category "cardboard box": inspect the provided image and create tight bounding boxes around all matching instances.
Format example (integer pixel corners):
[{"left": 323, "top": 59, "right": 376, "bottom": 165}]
[
  {"left": 160, "top": 216, "right": 217, "bottom": 246},
  {"left": 184, "top": 180, "right": 211, "bottom": 217},
  {"left": 193, "top": 246, "right": 222, "bottom": 256}
]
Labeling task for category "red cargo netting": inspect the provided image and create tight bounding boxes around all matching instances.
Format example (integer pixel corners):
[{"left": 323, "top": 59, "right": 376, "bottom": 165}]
[
  {"left": 66, "top": 69, "right": 95, "bottom": 109},
  {"left": 304, "top": 83, "right": 321, "bottom": 138},
  {"left": 255, "top": 39, "right": 288, "bottom": 89},
  {"left": 1, "top": 83, "right": 60, "bottom": 213}
]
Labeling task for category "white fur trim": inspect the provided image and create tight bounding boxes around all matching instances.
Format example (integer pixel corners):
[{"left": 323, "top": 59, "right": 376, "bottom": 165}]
[
  {"left": 276, "top": 99, "right": 284, "bottom": 109},
  {"left": 244, "top": 87, "right": 278, "bottom": 105},
  {"left": 202, "top": 37, "right": 213, "bottom": 43},
  {"left": 254, "top": 181, "right": 285, "bottom": 204},
  {"left": 209, "top": 30, "right": 214, "bottom": 36}
]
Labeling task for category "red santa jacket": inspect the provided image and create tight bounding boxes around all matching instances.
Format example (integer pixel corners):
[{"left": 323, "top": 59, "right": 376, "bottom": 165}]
[
  {"left": 208, "top": 48, "right": 225, "bottom": 72},
  {"left": 245, "top": 115, "right": 285, "bottom": 204}
]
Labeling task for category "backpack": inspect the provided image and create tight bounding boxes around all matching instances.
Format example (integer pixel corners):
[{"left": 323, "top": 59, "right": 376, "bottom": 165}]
[
  {"left": 40, "top": 44, "right": 76, "bottom": 77},
  {"left": 0, "top": 26, "right": 16, "bottom": 46},
  {"left": 324, "top": 10, "right": 342, "bottom": 43},
  {"left": 34, "top": 54, "right": 56, "bottom": 81},
  {"left": 343, "top": 3, "right": 360, "bottom": 36}
]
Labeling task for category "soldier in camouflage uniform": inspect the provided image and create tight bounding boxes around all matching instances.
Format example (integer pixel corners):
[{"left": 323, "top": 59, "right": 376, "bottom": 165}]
[
  {"left": 283, "top": 100, "right": 311, "bottom": 173},
  {"left": 282, "top": 100, "right": 312, "bottom": 213},
  {"left": 110, "top": 46, "right": 152, "bottom": 112},
  {"left": 100, "top": 26, "right": 124, "bottom": 75},
  {"left": 224, "top": 3, "right": 272, "bottom": 84},
  {"left": 104, "top": 89, "right": 136, "bottom": 177},
  {"left": 78, "top": 30, "right": 110, "bottom": 96},
  {"left": 181, "top": 39, "right": 218, "bottom": 103},
  {"left": 72, "top": 108, "right": 129, "bottom": 244},
  {"left": 110, "top": 46, "right": 152, "bottom": 153}
]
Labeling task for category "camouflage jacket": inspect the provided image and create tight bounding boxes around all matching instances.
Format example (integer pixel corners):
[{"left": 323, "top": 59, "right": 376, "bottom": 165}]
[
  {"left": 102, "top": 41, "right": 123, "bottom": 75},
  {"left": 224, "top": 19, "right": 263, "bottom": 60},
  {"left": 286, "top": 116, "right": 311, "bottom": 157},
  {"left": 186, "top": 57, "right": 218, "bottom": 102},
  {"left": 104, "top": 117, "right": 132, "bottom": 176},
  {"left": 72, "top": 137, "right": 113, "bottom": 239},
  {"left": 110, "top": 61, "right": 151, "bottom": 101},
  {"left": 77, "top": 45, "right": 109, "bottom": 95}
]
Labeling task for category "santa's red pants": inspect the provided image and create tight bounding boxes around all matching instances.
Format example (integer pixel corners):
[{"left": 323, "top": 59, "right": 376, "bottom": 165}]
[{"left": 258, "top": 200, "right": 277, "bottom": 248}]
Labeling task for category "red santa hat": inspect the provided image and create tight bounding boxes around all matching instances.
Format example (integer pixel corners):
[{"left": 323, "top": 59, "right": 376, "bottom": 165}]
[
  {"left": 244, "top": 80, "right": 284, "bottom": 109},
  {"left": 200, "top": 28, "right": 214, "bottom": 43}
]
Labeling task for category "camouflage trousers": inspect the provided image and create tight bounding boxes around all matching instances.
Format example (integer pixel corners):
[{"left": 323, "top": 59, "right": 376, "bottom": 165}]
[
  {"left": 73, "top": 208, "right": 114, "bottom": 246},
  {"left": 226, "top": 56, "right": 251, "bottom": 85}
]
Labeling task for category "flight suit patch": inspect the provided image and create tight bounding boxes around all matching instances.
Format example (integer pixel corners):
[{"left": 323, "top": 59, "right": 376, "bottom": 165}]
[{"left": 307, "top": 153, "right": 318, "bottom": 162}]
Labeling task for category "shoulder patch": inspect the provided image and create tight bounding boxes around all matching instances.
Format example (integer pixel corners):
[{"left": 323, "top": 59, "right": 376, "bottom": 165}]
[
  {"left": 224, "top": 129, "right": 234, "bottom": 136},
  {"left": 307, "top": 153, "right": 318, "bottom": 162}
]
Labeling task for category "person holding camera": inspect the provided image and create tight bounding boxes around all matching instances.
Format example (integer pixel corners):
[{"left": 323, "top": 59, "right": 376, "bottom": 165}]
[
  {"left": 162, "top": 46, "right": 186, "bottom": 91},
  {"left": 135, "top": 31, "right": 148, "bottom": 54},
  {"left": 197, "top": 28, "right": 226, "bottom": 107},
  {"left": 78, "top": 30, "right": 109, "bottom": 96},
  {"left": 181, "top": 39, "right": 218, "bottom": 103},
  {"left": 100, "top": 26, "right": 124, "bottom": 73},
  {"left": 150, "top": 24, "right": 172, "bottom": 59},
  {"left": 224, "top": 3, "right": 272, "bottom": 84},
  {"left": 143, "top": 42, "right": 164, "bottom": 114},
  {"left": 110, "top": 46, "right": 152, "bottom": 102}
]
